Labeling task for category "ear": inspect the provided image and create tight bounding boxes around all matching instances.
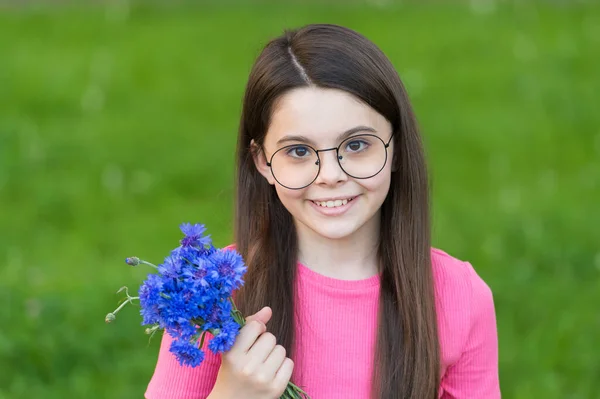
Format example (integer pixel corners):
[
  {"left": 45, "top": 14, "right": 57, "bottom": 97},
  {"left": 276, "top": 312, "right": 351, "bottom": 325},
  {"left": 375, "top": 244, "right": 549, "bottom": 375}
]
[{"left": 251, "top": 139, "right": 276, "bottom": 185}]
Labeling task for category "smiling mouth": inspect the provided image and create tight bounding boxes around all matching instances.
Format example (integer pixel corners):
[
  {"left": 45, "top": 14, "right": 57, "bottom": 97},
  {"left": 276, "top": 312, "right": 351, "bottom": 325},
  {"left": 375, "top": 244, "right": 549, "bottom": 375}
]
[{"left": 310, "top": 197, "right": 356, "bottom": 208}]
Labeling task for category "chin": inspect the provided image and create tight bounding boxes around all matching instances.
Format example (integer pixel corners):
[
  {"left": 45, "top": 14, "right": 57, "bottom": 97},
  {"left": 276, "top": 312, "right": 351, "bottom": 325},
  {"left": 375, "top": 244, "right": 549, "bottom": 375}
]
[{"left": 303, "top": 220, "right": 362, "bottom": 241}]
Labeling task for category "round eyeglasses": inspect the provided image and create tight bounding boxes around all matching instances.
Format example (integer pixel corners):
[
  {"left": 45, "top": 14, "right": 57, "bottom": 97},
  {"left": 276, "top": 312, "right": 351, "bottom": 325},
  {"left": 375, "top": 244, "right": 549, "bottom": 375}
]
[{"left": 264, "top": 133, "right": 394, "bottom": 190}]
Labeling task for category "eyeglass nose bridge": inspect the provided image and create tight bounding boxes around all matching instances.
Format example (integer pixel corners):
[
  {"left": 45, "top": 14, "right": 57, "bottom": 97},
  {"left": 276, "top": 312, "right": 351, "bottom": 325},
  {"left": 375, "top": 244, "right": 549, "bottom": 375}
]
[{"left": 314, "top": 146, "right": 343, "bottom": 166}]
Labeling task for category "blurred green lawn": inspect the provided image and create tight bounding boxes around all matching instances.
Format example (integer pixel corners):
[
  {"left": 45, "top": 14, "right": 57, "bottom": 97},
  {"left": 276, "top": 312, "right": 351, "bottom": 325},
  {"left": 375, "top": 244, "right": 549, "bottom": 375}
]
[{"left": 0, "top": 1, "right": 598, "bottom": 398}]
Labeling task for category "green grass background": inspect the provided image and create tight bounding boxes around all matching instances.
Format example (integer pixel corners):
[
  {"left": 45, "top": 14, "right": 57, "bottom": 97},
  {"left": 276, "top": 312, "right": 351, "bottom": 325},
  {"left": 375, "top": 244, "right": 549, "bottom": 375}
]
[{"left": 0, "top": 1, "right": 598, "bottom": 398}]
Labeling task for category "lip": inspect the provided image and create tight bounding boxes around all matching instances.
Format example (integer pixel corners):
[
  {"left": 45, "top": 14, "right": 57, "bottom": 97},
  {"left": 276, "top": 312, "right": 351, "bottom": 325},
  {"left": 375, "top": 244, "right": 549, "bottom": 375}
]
[{"left": 308, "top": 195, "right": 359, "bottom": 216}]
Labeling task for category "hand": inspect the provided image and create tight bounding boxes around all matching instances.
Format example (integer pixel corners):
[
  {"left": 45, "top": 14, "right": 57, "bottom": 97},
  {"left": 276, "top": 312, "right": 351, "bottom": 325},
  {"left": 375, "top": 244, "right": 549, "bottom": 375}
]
[{"left": 210, "top": 307, "right": 294, "bottom": 399}]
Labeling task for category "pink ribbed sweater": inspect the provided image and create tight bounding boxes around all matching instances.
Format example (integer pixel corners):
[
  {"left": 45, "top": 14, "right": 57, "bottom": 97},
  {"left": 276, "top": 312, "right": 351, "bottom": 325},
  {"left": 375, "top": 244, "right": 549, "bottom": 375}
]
[{"left": 145, "top": 248, "right": 500, "bottom": 398}]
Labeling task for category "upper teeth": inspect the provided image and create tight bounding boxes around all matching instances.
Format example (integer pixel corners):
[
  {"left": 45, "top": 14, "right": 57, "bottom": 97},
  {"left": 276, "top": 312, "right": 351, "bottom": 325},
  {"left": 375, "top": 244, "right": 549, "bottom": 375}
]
[{"left": 315, "top": 199, "right": 350, "bottom": 208}]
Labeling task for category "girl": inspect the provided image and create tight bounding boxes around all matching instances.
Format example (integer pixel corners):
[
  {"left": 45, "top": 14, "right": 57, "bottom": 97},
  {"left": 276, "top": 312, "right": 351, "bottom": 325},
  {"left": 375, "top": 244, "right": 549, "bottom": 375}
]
[{"left": 145, "top": 24, "right": 500, "bottom": 399}]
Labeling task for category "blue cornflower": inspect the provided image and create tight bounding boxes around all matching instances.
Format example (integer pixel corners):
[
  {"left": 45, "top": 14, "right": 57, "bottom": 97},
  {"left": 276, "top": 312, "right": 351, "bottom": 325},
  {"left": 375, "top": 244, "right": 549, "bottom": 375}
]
[
  {"left": 138, "top": 274, "right": 163, "bottom": 325},
  {"left": 209, "top": 298, "right": 233, "bottom": 322},
  {"left": 179, "top": 223, "right": 212, "bottom": 249},
  {"left": 181, "top": 256, "right": 214, "bottom": 289},
  {"left": 199, "top": 298, "right": 233, "bottom": 332},
  {"left": 171, "top": 244, "right": 201, "bottom": 264},
  {"left": 157, "top": 255, "right": 184, "bottom": 278},
  {"left": 159, "top": 289, "right": 193, "bottom": 326},
  {"left": 208, "top": 319, "right": 240, "bottom": 353},
  {"left": 130, "top": 223, "right": 250, "bottom": 368},
  {"left": 208, "top": 249, "right": 247, "bottom": 294},
  {"left": 169, "top": 339, "right": 205, "bottom": 368},
  {"left": 112, "top": 223, "right": 309, "bottom": 396},
  {"left": 166, "top": 321, "right": 198, "bottom": 342}
]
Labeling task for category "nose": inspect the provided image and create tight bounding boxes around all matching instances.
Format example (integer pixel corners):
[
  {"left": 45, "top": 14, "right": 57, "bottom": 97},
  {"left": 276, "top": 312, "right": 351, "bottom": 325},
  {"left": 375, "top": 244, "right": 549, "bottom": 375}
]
[{"left": 314, "top": 149, "right": 347, "bottom": 186}]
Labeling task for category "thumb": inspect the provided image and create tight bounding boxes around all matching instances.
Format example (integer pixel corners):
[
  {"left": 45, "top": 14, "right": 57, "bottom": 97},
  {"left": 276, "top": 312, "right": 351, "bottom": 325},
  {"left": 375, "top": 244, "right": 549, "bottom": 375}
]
[{"left": 245, "top": 306, "right": 272, "bottom": 326}]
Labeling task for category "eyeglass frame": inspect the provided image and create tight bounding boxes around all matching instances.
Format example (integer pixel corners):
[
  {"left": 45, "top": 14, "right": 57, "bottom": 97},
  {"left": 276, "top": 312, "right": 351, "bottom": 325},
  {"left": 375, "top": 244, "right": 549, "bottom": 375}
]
[{"left": 263, "top": 133, "right": 395, "bottom": 190}]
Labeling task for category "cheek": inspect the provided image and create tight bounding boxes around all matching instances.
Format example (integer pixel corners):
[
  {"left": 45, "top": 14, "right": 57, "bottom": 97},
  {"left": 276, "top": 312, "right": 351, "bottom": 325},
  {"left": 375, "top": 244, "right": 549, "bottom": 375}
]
[
  {"left": 360, "top": 169, "right": 393, "bottom": 196},
  {"left": 274, "top": 185, "right": 307, "bottom": 208}
]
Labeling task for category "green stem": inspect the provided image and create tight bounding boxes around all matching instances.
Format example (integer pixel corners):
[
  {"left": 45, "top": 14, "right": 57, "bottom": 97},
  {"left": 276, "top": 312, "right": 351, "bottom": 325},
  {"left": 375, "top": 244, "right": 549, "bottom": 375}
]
[
  {"left": 281, "top": 382, "right": 310, "bottom": 398},
  {"left": 198, "top": 331, "right": 207, "bottom": 349},
  {"left": 140, "top": 260, "right": 159, "bottom": 269},
  {"left": 228, "top": 296, "right": 246, "bottom": 326},
  {"left": 110, "top": 295, "right": 139, "bottom": 316}
]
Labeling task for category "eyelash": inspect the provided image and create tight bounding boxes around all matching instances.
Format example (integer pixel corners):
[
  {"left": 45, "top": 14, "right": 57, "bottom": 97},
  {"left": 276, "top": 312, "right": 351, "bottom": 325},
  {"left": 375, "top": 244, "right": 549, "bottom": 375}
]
[
  {"left": 285, "top": 146, "right": 312, "bottom": 158},
  {"left": 283, "top": 139, "right": 370, "bottom": 158},
  {"left": 345, "top": 140, "right": 369, "bottom": 152}
]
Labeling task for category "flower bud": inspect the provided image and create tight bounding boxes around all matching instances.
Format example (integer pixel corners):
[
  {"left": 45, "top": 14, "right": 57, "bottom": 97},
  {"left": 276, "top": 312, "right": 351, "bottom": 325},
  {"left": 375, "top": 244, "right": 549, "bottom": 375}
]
[
  {"left": 145, "top": 325, "right": 160, "bottom": 335},
  {"left": 125, "top": 257, "right": 140, "bottom": 266},
  {"left": 105, "top": 313, "right": 116, "bottom": 323}
]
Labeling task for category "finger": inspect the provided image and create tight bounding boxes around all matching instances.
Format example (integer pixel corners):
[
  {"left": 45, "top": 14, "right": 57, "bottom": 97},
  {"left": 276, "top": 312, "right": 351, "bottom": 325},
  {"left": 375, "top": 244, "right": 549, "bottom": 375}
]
[
  {"left": 260, "top": 345, "right": 287, "bottom": 381},
  {"left": 245, "top": 306, "right": 268, "bottom": 322},
  {"left": 245, "top": 306, "right": 272, "bottom": 325},
  {"left": 226, "top": 320, "right": 266, "bottom": 356},
  {"left": 272, "top": 358, "right": 294, "bottom": 395},
  {"left": 246, "top": 332, "right": 277, "bottom": 361},
  {"left": 253, "top": 306, "right": 272, "bottom": 326}
]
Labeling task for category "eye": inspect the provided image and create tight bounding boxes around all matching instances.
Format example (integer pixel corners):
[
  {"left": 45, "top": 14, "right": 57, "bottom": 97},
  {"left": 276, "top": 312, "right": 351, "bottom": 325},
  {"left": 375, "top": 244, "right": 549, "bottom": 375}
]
[
  {"left": 285, "top": 145, "right": 312, "bottom": 158},
  {"left": 345, "top": 139, "right": 369, "bottom": 153}
]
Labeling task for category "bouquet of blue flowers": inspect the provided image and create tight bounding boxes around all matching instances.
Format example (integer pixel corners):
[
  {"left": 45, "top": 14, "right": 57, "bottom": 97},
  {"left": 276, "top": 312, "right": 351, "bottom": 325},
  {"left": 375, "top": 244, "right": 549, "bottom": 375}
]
[{"left": 105, "top": 223, "right": 309, "bottom": 399}]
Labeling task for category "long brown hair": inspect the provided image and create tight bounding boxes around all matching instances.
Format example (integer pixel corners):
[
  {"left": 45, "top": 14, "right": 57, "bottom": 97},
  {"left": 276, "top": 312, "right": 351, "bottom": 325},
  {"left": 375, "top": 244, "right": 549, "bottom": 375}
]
[{"left": 234, "top": 24, "right": 439, "bottom": 399}]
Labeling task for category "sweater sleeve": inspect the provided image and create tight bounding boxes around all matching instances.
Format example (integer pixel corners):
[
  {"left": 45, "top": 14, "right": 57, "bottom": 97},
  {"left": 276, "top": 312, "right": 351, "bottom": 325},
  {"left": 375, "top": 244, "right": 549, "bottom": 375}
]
[
  {"left": 440, "top": 262, "right": 501, "bottom": 398},
  {"left": 145, "top": 331, "right": 222, "bottom": 399}
]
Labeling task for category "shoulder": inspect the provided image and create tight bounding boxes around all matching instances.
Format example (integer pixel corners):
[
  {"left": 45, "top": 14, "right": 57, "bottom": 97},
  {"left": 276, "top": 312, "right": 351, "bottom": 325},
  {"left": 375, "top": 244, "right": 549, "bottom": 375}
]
[
  {"left": 430, "top": 248, "right": 496, "bottom": 365},
  {"left": 431, "top": 247, "right": 493, "bottom": 302}
]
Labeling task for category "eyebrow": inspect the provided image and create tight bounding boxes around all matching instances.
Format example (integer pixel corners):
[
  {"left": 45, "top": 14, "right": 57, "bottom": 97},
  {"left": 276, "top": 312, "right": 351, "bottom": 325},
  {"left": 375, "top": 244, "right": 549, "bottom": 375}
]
[{"left": 276, "top": 125, "right": 377, "bottom": 146}]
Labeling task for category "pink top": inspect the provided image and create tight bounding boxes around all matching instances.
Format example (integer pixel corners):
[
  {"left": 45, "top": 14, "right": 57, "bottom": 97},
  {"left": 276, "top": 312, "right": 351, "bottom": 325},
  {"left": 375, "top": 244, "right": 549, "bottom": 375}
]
[{"left": 145, "top": 248, "right": 500, "bottom": 398}]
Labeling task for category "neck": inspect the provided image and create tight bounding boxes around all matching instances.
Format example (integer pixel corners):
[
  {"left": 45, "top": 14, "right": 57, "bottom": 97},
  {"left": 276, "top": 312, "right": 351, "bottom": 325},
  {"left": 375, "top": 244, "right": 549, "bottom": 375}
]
[{"left": 295, "top": 212, "right": 381, "bottom": 280}]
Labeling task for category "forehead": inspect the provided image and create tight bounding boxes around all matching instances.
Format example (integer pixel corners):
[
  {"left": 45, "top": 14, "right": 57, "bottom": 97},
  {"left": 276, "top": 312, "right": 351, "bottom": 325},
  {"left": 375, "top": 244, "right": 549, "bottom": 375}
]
[{"left": 266, "top": 87, "right": 391, "bottom": 146}]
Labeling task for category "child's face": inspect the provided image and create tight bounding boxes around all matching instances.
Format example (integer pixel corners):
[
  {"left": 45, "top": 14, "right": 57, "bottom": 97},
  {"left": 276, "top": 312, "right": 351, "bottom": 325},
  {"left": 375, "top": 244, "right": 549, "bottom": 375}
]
[{"left": 254, "top": 87, "right": 394, "bottom": 241}]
